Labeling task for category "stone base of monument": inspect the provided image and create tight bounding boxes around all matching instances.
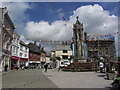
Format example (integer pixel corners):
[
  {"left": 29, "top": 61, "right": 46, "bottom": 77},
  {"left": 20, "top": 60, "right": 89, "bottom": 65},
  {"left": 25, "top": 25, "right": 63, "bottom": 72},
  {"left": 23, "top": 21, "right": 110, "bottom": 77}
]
[{"left": 73, "top": 59, "right": 87, "bottom": 62}]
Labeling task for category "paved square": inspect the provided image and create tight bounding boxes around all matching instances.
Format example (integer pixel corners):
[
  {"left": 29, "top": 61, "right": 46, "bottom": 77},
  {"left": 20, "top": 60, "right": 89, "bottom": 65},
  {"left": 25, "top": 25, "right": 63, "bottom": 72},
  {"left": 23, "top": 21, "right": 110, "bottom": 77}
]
[{"left": 43, "top": 69, "right": 113, "bottom": 88}]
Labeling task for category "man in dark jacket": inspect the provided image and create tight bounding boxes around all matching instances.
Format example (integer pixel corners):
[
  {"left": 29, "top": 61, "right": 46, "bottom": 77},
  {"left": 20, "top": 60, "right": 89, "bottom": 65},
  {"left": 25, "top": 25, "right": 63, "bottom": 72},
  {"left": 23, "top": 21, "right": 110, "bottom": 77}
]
[
  {"left": 44, "top": 63, "right": 48, "bottom": 72},
  {"left": 5, "top": 64, "right": 8, "bottom": 71}
]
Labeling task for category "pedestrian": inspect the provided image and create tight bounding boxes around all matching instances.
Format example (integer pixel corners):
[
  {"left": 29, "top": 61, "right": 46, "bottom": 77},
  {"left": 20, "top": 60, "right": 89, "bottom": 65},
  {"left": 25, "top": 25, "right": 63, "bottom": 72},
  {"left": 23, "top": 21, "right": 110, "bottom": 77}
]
[
  {"left": 106, "top": 62, "right": 109, "bottom": 72},
  {"left": 99, "top": 61, "right": 104, "bottom": 73},
  {"left": 44, "top": 63, "right": 48, "bottom": 72},
  {"left": 4, "top": 64, "right": 8, "bottom": 72},
  {"left": 11, "top": 64, "right": 14, "bottom": 70},
  {"left": 22, "top": 65, "right": 24, "bottom": 70},
  {"left": 16, "top": 64, "right": 19, "bottom": 70},
  {"left": 58, "top": 67, "right": 61, "bottom": 71}
]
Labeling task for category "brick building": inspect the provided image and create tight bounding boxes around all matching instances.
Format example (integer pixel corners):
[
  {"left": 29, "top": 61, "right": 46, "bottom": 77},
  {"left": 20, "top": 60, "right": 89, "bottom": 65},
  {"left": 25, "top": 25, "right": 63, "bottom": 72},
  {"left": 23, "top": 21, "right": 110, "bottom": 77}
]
[
  {"left": 40, "top": 50, "right": 46, "bottom": 68},
  {"left": 0, "top": 7, "right": 15, "bottom": 71},
  {"left": 28, "top": 42, "right": 41, "bottom": 68}
]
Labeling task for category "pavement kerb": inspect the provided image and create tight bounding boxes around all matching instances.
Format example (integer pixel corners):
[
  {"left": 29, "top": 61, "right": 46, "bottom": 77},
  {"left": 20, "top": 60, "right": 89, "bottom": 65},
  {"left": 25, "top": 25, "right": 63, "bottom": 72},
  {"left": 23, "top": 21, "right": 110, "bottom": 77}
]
[{"left": 2, "top": 70, "right": 13, "bottom": 75}]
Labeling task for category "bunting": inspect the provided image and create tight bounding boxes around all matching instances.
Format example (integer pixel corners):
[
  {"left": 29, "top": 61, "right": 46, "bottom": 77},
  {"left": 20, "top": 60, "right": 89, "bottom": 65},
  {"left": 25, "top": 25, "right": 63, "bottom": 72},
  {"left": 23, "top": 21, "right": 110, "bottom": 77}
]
[{"left": 39, "top": 40, "right": 72, "bottom": 45}]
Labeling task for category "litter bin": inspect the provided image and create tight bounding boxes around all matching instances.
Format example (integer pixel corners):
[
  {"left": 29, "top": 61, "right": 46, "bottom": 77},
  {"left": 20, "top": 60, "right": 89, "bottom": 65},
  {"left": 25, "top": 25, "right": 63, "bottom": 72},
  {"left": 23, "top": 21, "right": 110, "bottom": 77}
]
[{"left": 117, "top": 62, "right": 120, "bottom": 77}]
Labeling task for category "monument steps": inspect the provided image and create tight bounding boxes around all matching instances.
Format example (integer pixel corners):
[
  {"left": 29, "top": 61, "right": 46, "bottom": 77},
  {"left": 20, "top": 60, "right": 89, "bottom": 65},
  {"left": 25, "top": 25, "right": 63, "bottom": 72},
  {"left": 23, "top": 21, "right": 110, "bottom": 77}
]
[{"left": 62, "top": 62, "right": 97, "bottom": 72}]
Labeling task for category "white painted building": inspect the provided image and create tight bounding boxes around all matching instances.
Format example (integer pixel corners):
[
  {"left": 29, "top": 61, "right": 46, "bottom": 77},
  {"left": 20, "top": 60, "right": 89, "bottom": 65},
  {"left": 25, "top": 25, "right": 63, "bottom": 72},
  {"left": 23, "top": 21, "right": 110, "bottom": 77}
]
[
  {"left": 19, "top": 41, "right": 29, "bottom": 67},
  {"left": 51, "top": 45, "right": 72, "bottom": 68},
  {"left": 11, "top": 32, "right": 20, "bottom": 69},
  {"left": 46, "top": 56, "right": 51, "bottom": 63},
  {"left": 12, "top": 32, "right": 20, "bottom": 57}
]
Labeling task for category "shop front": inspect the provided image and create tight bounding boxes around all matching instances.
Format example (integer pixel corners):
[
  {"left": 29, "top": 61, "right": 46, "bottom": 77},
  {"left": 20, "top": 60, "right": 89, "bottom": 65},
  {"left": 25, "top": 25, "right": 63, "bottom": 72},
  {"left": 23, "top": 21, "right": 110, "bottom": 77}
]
[
  {"left": 19, "top": 58, "right": 28, "bottom": 68},
  {"left": 29, "top": 61, "right": 41, "bottom": 68},
  {"left": 11, "top": 56, "right": 19, "bottom": 70},
  {"left": 11, "top": 56, "right": 28, "bottom": 69},
  {"left": 41, "top": 61, "right": 46, "bottom": 68}
]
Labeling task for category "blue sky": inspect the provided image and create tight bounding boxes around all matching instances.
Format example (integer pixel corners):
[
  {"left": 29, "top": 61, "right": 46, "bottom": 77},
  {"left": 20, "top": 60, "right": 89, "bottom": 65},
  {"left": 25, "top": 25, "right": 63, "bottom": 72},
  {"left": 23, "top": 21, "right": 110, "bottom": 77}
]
[{"left": 25, "top": 2, "right": 118, "bottom": 23}]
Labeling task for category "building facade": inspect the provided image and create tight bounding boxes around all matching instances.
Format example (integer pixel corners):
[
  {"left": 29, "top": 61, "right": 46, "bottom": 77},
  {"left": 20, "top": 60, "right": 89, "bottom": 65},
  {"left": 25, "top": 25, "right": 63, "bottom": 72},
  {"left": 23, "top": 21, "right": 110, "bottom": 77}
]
[
  {"left": 40, "top": 50, "right": 46, "bottom": 67},
  {"left": 11, "top": 32, "right": 20, "bottom": 69},
  {"left": 51, "top": 45, "right": 72, "bottom": 68},
  {"left": 0, "top": 7, "right": 15, "bottom": 71},
  {"left": 28, "top": 42, "right": 41, "bottom": 67},
  {"left": 46, "top": 56, "right": 50, "bottom": 64},
  {"left": 86, "top": 34, "right": 116, "bottom": 61},
  {"left": 19, "top": 41, "right": 29, "bottom": 67}
]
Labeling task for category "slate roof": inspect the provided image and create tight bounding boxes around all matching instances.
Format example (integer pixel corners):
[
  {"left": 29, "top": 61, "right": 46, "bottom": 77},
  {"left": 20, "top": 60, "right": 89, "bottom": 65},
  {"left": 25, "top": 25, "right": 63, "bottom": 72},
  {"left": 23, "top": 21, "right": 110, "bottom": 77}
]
[
  {"left": 20, "top": 40, "right": 28, "bottom": 47},
  {"left": 52, "top": 45, "right": 71, "bottom": 51},
  {"left": 28, "top": 42, "right": 41, "bottom": 54}
]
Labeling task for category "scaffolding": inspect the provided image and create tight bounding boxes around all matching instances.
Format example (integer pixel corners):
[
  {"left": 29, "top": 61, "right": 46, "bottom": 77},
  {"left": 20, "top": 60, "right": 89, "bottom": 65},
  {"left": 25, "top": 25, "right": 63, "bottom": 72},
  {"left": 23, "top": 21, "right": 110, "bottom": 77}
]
[{"left": 86, "top": 34, "right": 116, "bottom": 61}]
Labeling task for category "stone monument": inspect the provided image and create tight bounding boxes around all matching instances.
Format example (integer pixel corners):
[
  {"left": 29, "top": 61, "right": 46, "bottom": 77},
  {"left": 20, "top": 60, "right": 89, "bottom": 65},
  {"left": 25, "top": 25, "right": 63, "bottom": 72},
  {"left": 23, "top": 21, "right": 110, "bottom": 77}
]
[{"left": 73, "top": 16, "right": 86, "bottom": 62}]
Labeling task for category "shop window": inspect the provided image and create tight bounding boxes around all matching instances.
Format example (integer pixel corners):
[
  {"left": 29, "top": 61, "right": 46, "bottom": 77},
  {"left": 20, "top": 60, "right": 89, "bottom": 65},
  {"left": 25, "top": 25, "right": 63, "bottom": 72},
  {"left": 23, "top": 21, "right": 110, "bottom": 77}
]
[
  {"left": 13, "top": 46, "right": 15, "bottom": 53},
  {"left": 16, "top": 47, "right": 18, "bottom": 54},
  {"left": 20, "top": 53, "right": 22, "bottom": 57},
  {"left": 25, "top": 47, "right": 27, "bottom": 52},
  {"left": 25, "top": 54, "right": 27, "bottom": 57},
  {"left": 20, "top": 45, "right": 23, "bottom": 51}
]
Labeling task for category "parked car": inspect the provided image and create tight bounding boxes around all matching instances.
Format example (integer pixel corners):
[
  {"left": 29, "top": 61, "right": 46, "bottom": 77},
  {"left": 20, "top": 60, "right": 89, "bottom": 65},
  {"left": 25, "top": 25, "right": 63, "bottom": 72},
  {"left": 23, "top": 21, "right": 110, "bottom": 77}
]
[{"left": 60, "top": 64, "right": 68, "bottom": 67}]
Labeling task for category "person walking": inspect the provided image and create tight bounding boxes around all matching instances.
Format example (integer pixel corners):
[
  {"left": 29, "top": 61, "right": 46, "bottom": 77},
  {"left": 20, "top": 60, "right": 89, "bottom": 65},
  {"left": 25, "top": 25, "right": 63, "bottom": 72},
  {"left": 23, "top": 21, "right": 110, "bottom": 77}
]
[
  {"left": 99, "top": 61, "right": 104, "bottom": 73},
  {"left": 4, "top": 64, "right": 8, "bottom": 72},
  {"left": 44, "top": 63, "right": 48, "bottom": 72},
  {"left": 58, "top": 67, "right": 61, "bottom": 71}
]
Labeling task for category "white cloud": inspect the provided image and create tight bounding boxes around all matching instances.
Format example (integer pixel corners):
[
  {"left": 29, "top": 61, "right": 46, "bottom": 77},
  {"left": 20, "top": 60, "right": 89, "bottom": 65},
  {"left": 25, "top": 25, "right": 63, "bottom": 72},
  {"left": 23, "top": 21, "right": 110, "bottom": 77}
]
[
  {"left": 2, "top": 2, "right": 32, "bottom": 34},
  {"left": 24, "top": 20, "right": 72, "bottom": 41}
]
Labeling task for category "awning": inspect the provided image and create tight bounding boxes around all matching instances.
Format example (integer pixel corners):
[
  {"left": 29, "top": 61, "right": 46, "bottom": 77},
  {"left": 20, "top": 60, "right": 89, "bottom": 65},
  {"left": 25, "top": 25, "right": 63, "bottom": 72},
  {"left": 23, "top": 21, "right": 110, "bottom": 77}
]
[
  {"left": 29, "top": 61, "right": 41, "bottom": 63},
  {"left": 19, "top": 58, "right": 28, "bottom": 61},
  {"left": 11, "top": 56, "right": 19, "bottom": 60}
]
